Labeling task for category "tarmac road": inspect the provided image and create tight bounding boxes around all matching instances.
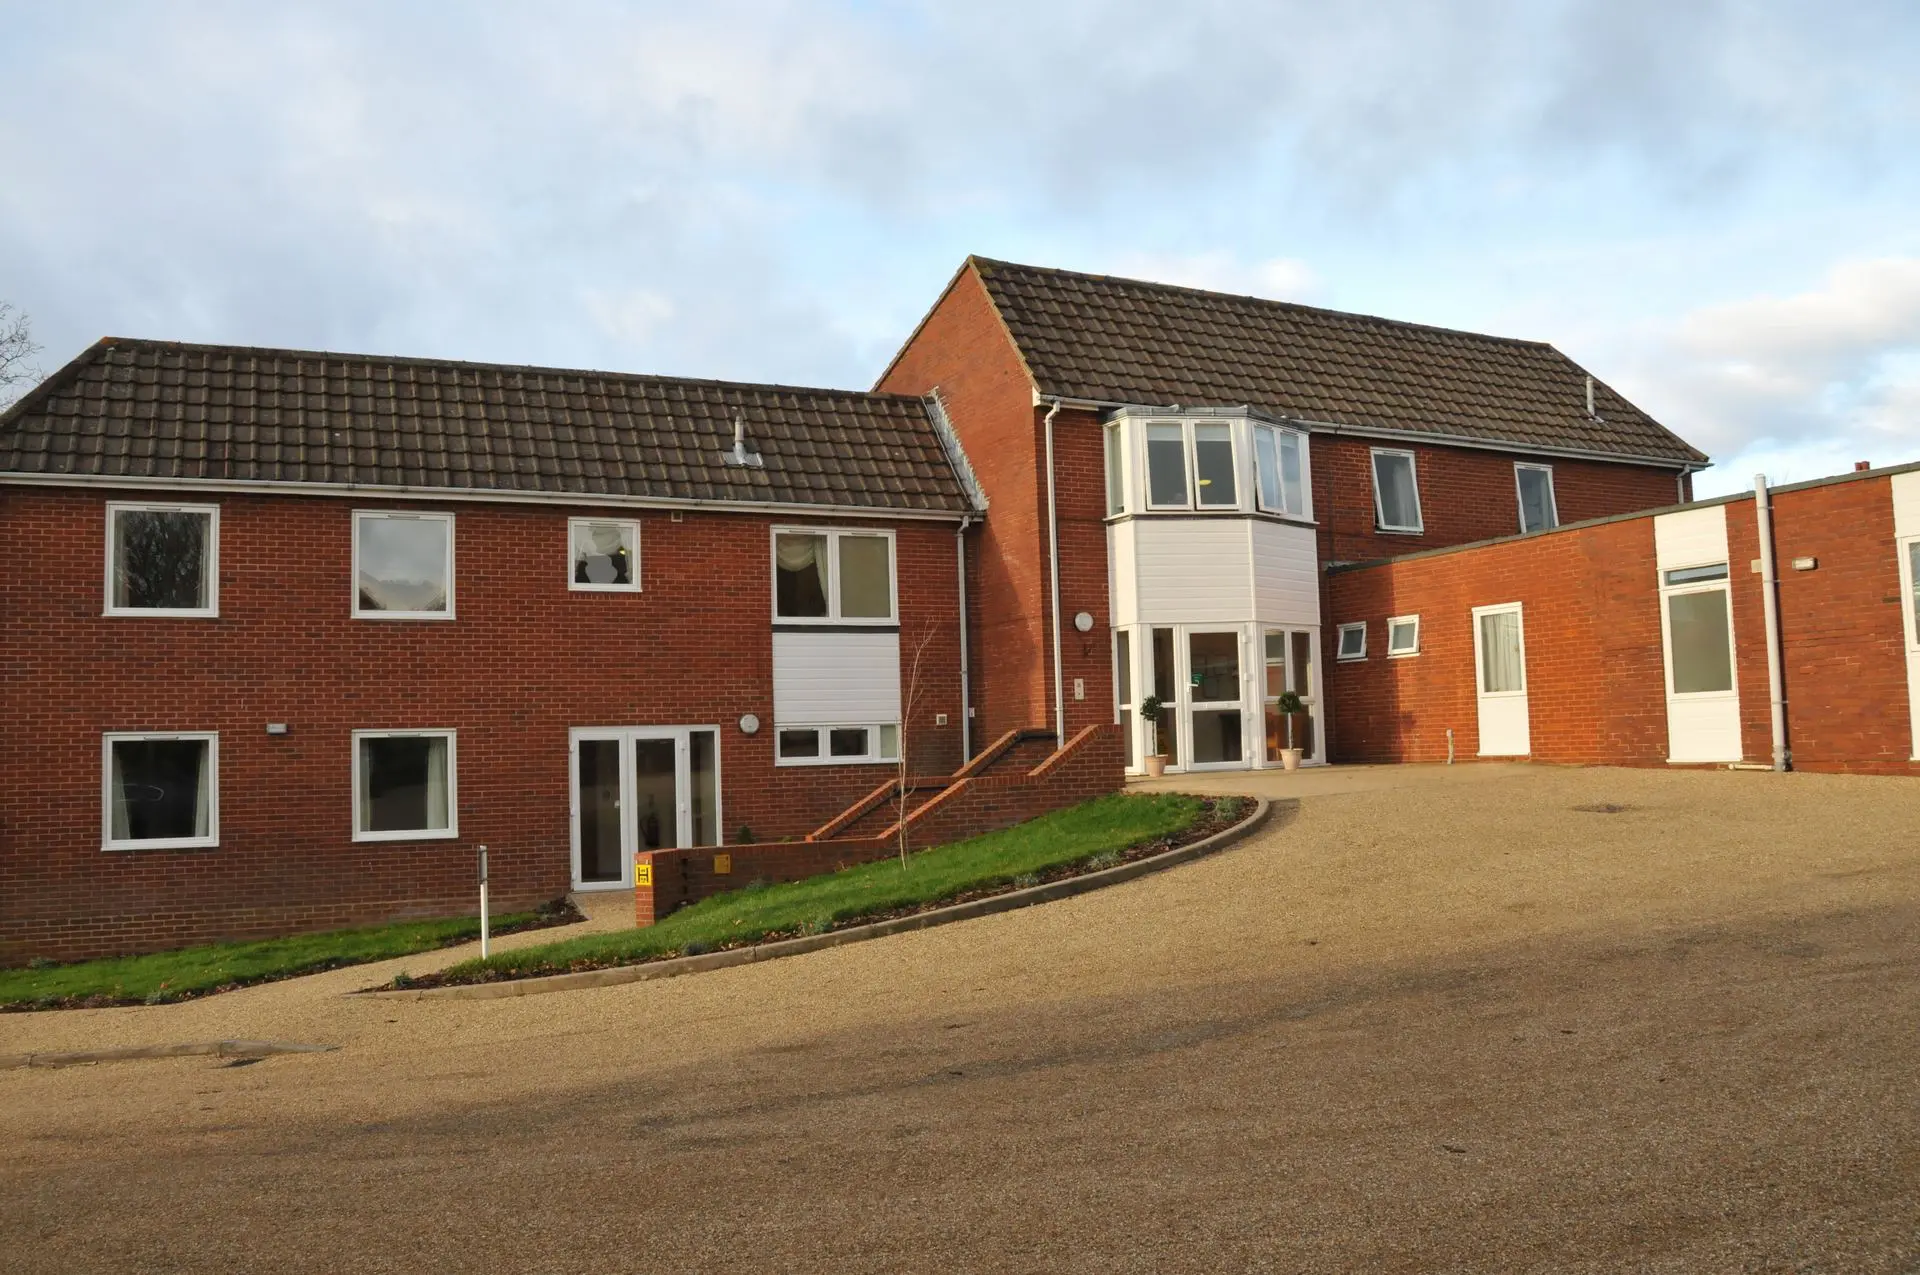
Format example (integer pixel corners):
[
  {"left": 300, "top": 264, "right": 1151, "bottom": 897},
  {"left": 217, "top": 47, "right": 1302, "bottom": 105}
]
[{"left": 3, "top": 764, "right": 1917, "bottom": 1273}]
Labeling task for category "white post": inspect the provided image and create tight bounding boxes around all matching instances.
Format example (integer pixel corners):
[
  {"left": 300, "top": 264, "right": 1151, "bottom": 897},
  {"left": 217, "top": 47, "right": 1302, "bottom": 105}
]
[{"left": 478, "top": 844, "right": 490, "bottom": 960}]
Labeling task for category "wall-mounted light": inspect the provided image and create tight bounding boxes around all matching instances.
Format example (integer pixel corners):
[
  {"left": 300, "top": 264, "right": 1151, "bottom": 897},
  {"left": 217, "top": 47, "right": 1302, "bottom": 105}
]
[
  {"left": 266, "top": 723, "right": 290, "bottom": 736},
  {"left": 1073, "top": 611, "right": 1095, "bottom": 633},
  {"left": 738, "top": 713, "right": 760, "bottom": 735}
]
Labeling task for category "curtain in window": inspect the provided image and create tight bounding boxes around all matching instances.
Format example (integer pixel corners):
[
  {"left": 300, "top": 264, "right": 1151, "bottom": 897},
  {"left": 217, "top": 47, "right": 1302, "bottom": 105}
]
[
  {"left": 1909, "top": 542, "right": 1920, "bottom": 635},
  {"left": 575, "top": 523, "right": 631, "bottom": 585},
  {"left": 775, "top": 534, "right": 830, "bottom": 617},
  {"left": 837, "top": 535, "right": 892, "bottom": 618},
  {"left": 1374, "top": 454, "right": 1420, "bottom": 528},
  {"left": 1518, "top": 468, "right": 1555, "bottom": 533},
  {"left": 1479, "top": 611, "right": 1524, "bottom": 693},
  {"left": 424, "top": 738, "right": 449, "bottom": 829},
  {"left": 110, "top": 748, "right": 133, "bottom": 842}
]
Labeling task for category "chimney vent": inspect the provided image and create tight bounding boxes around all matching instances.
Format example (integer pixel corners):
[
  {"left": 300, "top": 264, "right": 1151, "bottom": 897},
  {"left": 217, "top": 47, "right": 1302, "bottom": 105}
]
[{"left": 1854, "top": 461, "right": 1872, "bottom": 472}]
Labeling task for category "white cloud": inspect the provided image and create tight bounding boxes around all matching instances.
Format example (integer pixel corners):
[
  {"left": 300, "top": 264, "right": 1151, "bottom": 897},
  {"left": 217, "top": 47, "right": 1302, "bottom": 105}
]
[{"left": 1606, "top": 257, "right": 1920, "bottom": 494}]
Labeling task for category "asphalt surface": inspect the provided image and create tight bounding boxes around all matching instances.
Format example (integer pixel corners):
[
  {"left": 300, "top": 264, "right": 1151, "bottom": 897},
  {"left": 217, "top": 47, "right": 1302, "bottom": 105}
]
[{"left": 3, "top": 764, "right": 1917, "bottom": 1273}]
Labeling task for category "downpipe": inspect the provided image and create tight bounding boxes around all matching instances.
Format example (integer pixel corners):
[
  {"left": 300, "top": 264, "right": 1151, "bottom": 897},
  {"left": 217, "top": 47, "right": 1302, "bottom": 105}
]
[
  {"left": 1044, "top": 399, "right": 1065, "bottom": 752},
  {"left": 1754, "top": 474, "right": 1790, "bottom": 771}
]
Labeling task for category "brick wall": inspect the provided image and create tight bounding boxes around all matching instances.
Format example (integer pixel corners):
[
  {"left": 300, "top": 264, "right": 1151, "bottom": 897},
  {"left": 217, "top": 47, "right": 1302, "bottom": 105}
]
[
  {"left": 1310, "top": 434, "right": 1688, "bottom": 566},
  {"left": 1324, "top": 468, "right": 1917, "bottom": 774},
  {"left": 635, "top": 723, "right": 1124, "bottom": 922},
  {"left": 879, "top": 266, "right": 1051, "bottom": 744},
  {"left": 0, "top": 486, "right": 967, "bottom": 963}
]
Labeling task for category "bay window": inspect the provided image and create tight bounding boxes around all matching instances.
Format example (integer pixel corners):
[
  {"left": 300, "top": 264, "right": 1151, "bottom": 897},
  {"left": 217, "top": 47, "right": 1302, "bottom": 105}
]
[{"left": 1254, "top": 425, "right": 1307, "bottom": 518}]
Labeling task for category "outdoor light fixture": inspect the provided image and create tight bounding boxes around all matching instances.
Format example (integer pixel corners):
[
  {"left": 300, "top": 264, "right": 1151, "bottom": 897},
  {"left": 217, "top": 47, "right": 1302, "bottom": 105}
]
[
  {"left": 265, "top": 723, "right": 289, "bottom": 736},
  {"left": 738, "top": 713, "right": 760, "bottom": 735},
  {"left": 1073, "top": 611, "right": 1094, "bottom": 632}
]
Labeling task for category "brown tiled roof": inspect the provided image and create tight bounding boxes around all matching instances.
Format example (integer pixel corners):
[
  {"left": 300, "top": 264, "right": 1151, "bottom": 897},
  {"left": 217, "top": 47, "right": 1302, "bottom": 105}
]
[
  {"left": 0, "top": 338, "right": 976, "bottom": 514},
  {"left": 967, "top": 257, "right": 1707, "bottom": 466}
]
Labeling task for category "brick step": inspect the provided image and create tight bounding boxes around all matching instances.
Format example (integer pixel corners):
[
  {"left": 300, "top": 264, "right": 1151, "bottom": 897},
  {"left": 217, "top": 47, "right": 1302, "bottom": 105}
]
[{"left": 828, "top": 779, "right": 951, "bottom": 841}]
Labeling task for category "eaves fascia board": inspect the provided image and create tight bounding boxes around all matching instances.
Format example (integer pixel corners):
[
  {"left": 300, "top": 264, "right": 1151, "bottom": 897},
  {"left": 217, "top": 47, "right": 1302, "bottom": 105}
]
[{"left": 0, "top": 471, "right": 974, "bottom": 522}]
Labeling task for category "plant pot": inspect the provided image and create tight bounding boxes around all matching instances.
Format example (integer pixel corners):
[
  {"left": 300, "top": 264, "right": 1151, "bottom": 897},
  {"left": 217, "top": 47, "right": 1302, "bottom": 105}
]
[
  {"left": 1280, "top": 748, "right": 1302, "bottom": 772},
  {"left": 1143, "top": 754, "right": 1167, "bottom": 778}
]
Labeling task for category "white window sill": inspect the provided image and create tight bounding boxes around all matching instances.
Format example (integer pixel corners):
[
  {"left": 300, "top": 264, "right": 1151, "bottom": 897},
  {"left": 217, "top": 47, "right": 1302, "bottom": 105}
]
[
  {"left": 353, "top": 611, "right": 457, "bottom": 621},
  {"left": 775, "top": 757, "right": 899, "bottom": 768},
  {"left": 104, "top": 608, "right": 219, "bottom": 619},
  {"left": 352, "top": 828, "right": 459, "bottom": 843},
  {"left": 1387, "top": 650, "right": 1420, "bottom": 659},
  {"left": 103, "top": 837, "right": 218, "bottom": 852},
  {"left": 1374, "top": 526, "right": 1425, "bottom": 536},
  {"left": 568, "top": 584, "right": 643, "bottom": 594}
]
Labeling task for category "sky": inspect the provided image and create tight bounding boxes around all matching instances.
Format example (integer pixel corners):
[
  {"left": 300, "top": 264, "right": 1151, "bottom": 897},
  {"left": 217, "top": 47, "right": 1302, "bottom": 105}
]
[{"left": 3, "top": 0, "right": 1917, "bottom": 496}]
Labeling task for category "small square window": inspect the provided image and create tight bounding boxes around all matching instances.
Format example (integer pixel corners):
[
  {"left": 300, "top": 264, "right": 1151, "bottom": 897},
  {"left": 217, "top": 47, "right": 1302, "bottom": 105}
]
[
  {"left": 104, "top": 733, "right": 217, "bottom": 850},
  {"left": 1387, "top": 615, "right": 1420, "bottom": 657},
  {"left": 570, "top": 519, "right": 640, "bottom": 591},
  {"left": 829, "top": 727, "right": 870, "bottom": 757},
  {"left": 1336, "top": 622, "right": 1368, "bottom": 661},
  {"left": 106, "top": 503, "right": 218, "bottom": 616},
  {"left": 778, "top": 728, "right": 821, "bottom": 759},
  {"left": 354, "top": 731, "right": 456, "bottom": 840},
  {"left": 355, "top": 512, "right": 454, "bottom": 619}
]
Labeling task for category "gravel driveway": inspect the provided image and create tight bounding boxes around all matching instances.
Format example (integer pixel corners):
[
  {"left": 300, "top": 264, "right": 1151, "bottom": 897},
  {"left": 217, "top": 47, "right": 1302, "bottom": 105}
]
[{"left": 3, "top": 764, "right": 1917, "bottom": 1273}]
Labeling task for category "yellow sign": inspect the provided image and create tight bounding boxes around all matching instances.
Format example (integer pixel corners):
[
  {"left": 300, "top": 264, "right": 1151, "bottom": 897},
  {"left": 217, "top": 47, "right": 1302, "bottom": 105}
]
[
  {"left": 634, "top": 861, "right": 652, "bottom": 887},
  {"left": 713, "top": 853, "right": 732, "bottom": 875}
]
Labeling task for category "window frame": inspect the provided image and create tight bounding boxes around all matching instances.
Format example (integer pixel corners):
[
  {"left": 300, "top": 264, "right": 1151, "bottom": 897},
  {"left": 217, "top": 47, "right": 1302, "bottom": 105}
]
[
  {"left": 1336, "top": 621, "right": 1368, "bottom": 662},
  {"left": 351, "top": 728, "right": 459, "bottom": 842},
  {"left": 1104, "top": 421, "right": 1127, "bottom": 517},
  {"left": 1900, "top": 536, "right": 1920, "bottom": 655},
  {"left": 101, "top": 731, "right": 219, "bottom": 851},
  {"left": 773, "top": 722, "right": 901, "bottom": 766},
  {"left": 1514, "top": 463, "right": 1559, "bottom": 535},
  {"left": 1369, "top": 448, "right": 1424, "bottom": 534},
  {"left": 1253, "top": 423, "right": 1311, "bottom": 520},
  {"left": 1190, "top": 421, "right": 1240, "bottom": 509},
  {"left": 567, "top": 517, "right": 642, "bottom": 593},
  {"left": 769, "top": 526, "right": 898, "bottom": 626},
  {"left": 1658, "top": 563, "right": 1737, "bottom": 699},
  {"left": 1142, "top": 420, "right": 1195, "bottom": 511},
  {"left": 1386, "top": 614, "right": 1421, "bottom": 658},
  {"left": 103, "top": 501, "right": 220, "bottom": 618},
  {"left": 352, "top": 510, "right": 457, "bottom": 621}
]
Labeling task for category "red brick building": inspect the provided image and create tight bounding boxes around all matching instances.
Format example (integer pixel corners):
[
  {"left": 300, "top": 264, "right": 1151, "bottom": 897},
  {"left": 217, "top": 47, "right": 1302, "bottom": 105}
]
[
  {"left": 880, "top": 258, "right": 1706, "bottom": 776},
  {"left": 0, "top": 340, "right": 1004, "bottom": 962},
  {"left": 1325, "top": 464, "right": 1920, "bottom": 774}
]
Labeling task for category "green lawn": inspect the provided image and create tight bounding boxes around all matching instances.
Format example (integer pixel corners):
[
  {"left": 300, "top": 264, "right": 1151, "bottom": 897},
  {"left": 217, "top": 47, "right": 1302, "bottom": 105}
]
[
  {"left": 423, "top": 792, "right": 1212, "bottom": 987},
  {"left": 1, "top": 908, "right": 568, "bottom": 1010}
]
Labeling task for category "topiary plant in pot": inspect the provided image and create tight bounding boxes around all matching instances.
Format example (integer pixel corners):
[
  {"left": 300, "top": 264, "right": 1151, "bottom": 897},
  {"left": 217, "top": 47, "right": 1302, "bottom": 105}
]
[
  {"left": 1276, "top": 690, "right": 1306, "bottom": 771},
  {"left": 1139, "top": 694, "right": 1169, "bottom": 777}
]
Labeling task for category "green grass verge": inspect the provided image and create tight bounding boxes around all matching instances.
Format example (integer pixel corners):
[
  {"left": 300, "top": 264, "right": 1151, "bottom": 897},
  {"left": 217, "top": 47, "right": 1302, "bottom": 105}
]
[
  {"left": 426, "top": 792, "right": 1209, "bottom": 986},
  {"left": 2, "top": 907, "right": 571, "bottom": 1010}
]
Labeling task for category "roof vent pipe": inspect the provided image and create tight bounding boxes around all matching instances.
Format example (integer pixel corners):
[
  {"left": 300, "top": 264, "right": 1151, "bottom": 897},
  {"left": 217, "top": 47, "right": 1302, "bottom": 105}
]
[
  {"left": 725, "top": 412, "right": 763, "bottom": 468},
  {"left": 1585, "top": 375, "right": 1597, "bottom": 420}
]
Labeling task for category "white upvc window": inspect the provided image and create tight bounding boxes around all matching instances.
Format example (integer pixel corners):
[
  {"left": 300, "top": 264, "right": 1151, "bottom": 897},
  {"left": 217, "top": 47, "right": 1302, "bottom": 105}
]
[
  {"left": 1370, "top": 449, "right": 1423, "bottom": 533},
  {"left": 1336, "top": 622, "right": 1368, "bottom": 661},
  {"left": 1104, "top": 421, "right": 1127, "bottom": 516},
  {"left": 1143, "top": 420, "right": 1240, "bottom": 510},
  {"left": 105, "top": 502, "right": 219, "bottom": 617},
  {"left": 569, "top": 517, "right": 641, "bottom": 591},
  {"left": 775, "top": 723, "right": 901, "bottom": 766},
  {"left": 354, "top": 511, "right": 455, "bottom": 619},
  {"left": 1386, "top": 614, "right": 1421, "bottom": 657},
  {"left": 1253, "top": 424, "right": 1309, "bottom": 519},
  {"left": 103, "top": 732, "right": 218, "bottom": 851},
  {"left": 1660, "top": 562, "right": 1736, "bottom": 696},
  {"left": 353, "top": 730, "right": 458, "bottom": 841},
  {"left": 771, "top": 528, "right": 896, "bottom": 624},
  {"left": 1515, "top": 463, "right": 1559, "bottom": 534}
]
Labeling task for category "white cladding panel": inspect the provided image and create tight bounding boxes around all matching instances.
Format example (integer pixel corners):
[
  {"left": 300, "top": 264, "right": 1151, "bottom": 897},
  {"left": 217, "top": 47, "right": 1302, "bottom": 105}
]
[
  {"left": 1108, "top": 521, "right": 1140, "bottom": 628},
  {"left": 1250, "top": 520, "right": 1321, "bottom": 626},
  {"left": 1666, "top": 695, "right": 1742, "bottom": 763},
  {"left": 1893, "top": 471, "right": 1920, "bottom": 538},
  {"left": 1132, "top": 520, "right": 1254, "bottom": 624},
  {"left": 772, "top": 630, "right": 901, "bottom": 724},
  {"left": 1653, "top": 504, "right": 1730, "bottom": 570}
]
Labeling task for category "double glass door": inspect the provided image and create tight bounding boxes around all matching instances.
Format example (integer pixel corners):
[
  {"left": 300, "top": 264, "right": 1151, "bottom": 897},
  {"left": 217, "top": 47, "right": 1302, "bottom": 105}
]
[
  {"left": 1262, "top": 629, "right": 1318, "bottom": 762},
  {"left": 570, "top": 727, "right": 720, "bottom": 890}
]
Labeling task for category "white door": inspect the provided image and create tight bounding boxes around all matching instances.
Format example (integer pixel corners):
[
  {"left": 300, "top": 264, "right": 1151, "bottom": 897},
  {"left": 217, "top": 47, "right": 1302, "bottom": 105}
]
[
  {"left": 1659, "top": 564, "right": 1741, "bottom": 762},
  {"left": 1184, "top": 628, "right": 1250, "bottom": 768},
  {"left": 1261, "top": 628, "right": 1321, "bottom": 764},
  {"left": 1473, "top": 604, "right": 1531, "bottom": 756},
  {"left": 569, "top": 727, "right": 722, "bottom": 890}
]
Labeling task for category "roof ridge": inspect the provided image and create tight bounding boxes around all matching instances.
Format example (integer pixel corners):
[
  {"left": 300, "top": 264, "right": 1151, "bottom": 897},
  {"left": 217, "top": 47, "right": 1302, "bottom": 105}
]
[
  {"left": 968, "top": 255, "right": 1554, "bottom": 350},
  {"left": 84, "top": 336, "right": 929, "bottom": 407}
]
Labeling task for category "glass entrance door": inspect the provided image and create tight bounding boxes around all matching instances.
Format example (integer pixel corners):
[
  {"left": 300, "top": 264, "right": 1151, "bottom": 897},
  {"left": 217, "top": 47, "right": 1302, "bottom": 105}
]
[
  {"left": 1185, "top": 629, "right": 1247, "bottom": 768},
  {"left": 1262, "top": 629, "right": 1319, "bottom": 764},
  {"left": 570, "top": 727, "right": 722, "bottom": 890}
]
